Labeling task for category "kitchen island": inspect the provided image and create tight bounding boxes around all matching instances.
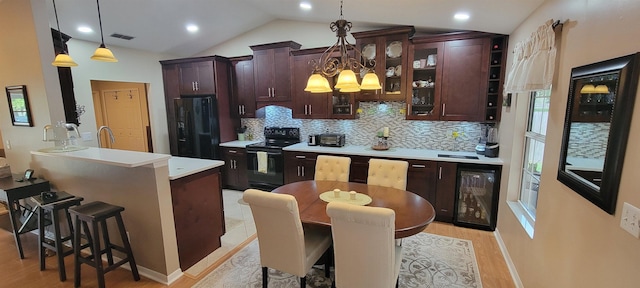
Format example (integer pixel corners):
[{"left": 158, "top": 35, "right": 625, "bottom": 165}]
[{"left": 30, "top": 148, "right": 224, "bottom": 285}]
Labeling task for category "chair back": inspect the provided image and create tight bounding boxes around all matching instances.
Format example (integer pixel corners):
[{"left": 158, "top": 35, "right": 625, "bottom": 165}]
[
  {"left": 367, "top": 158, "right": 409, "bottom": 190},
  {"left": 327, "top": 201, "right": 397, "bottom": 288},
  {"left": 242, "top": 189, "right": 306, "bottom": 276},
  {"left": 314, "top": 155, "right": 351, "bottom": 182}
]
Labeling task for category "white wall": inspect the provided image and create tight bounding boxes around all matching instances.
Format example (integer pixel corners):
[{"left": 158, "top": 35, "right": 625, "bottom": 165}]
[
  {"left": 65, "top": 39, "right": 178, "bottom": 154},
  {"left": 498, "top": 0, "right": 640, "bottom": 287}
]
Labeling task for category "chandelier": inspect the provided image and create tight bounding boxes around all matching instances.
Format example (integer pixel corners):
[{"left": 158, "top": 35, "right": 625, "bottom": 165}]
[{"left": 304, "top": 0, "right": 381, "bottom": 93}]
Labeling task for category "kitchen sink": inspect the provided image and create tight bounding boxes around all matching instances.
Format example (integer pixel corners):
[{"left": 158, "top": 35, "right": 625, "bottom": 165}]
[{"left": 437, "top": 154, "right": 479, "bottom": 160}]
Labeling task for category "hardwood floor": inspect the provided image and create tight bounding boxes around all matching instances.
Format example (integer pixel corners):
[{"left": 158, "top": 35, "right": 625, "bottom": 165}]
[{"left": 0, "top": 219, "right": 514, "bottom": 287}]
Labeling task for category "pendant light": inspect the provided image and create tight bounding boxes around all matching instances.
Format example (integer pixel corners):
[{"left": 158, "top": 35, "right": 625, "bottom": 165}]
[
  {"left": 90, "top": 0, "right": 118, "bottom": 62},
  {"left": 304, "top": 0, "right": 381, "bottom": 93},
  {"left": 51, "top": 0, "right": 77, "bottom": 67}
]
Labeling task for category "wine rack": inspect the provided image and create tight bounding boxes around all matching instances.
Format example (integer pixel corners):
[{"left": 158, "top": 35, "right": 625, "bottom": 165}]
[{"left": 485, "top": 35, "right": 508, "bottom": 122}]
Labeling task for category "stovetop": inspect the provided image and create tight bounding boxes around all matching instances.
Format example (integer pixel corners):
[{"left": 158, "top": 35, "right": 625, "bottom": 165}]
[{"left": 246, "top": 127, "right": 300, "bottom": 150}]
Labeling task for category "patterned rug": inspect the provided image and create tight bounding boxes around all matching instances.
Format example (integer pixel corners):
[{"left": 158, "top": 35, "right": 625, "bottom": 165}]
[{"left": 194, "top": 232, "right": 482, "bottom": 288}]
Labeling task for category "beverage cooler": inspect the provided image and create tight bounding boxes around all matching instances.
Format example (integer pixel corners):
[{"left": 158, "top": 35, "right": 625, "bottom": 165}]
[{"left": 453, "top": 164, "right": 501, "bottom": 231}]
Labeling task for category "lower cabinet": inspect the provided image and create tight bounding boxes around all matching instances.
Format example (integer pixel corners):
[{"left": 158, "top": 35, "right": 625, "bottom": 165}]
[
  {"left": 284, "top": 151, "right": 317, "bottom": 184},
  {"left": 221, "top": 147, "right": 248, "bottom": 190},
  {"left": 169, "top": 168, "right": 224, "bottom": 271},
  {"left": 349, "top": 155, "right": 371, "bottom": 183},
  {"left": 435, "top": 162, "right": 457, "bottom": 222},
  {"left": 406, "top": 160, "right": 437, "bottom": 204}
]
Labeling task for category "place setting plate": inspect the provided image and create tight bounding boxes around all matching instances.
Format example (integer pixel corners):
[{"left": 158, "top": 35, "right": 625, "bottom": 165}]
[{"left": 386, "top": 41, "right": 402, "bottom": 58}]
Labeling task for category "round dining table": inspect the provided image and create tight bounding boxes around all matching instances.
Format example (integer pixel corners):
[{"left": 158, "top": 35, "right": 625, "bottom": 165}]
[{"left": 272, "top": 180, "right": 436, "bottom": 238}]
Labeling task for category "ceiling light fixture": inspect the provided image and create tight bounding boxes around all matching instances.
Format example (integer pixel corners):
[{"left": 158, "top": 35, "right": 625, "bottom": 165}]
[
  {"left": 90, "top": 0, "right": 118, "bottom": 62},
  {"left": 304, "top": 0, "right": 381, "bottom": 93},
  {"left": 454, "top": 12, "right": 470, "bottom": 21},
  {"left": 51, "top": 0, "right": 78, "bottom": 67},
  {"left": 77, "top": 26, "right": 93, "bottom": 33},
  {"left": 299, "top": 2, "right": 312, "bottom": 11}
]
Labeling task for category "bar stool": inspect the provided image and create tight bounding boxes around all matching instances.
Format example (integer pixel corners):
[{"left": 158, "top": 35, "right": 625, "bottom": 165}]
[
  {"left": 69, "top": 201, "right": 140, "bottom": 288},
  {"left": 33, "top": 191, "right": 85, "bottom": 282}
]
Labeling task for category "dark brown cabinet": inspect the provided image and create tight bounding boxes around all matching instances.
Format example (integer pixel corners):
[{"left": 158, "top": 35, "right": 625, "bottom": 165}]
[
  {"left": 179, "top": 61, "right": 215, "bottom": 95},
  {"left": 251, "top": 41, "right": 301, "bottom": 104},
  {"left": 291, "top": 48, "right": 329, "bottom": 119},
  {"left": 435, "top": 162, "right": 457, "bottom": 222},
  {"left": 221, "top": 147, "right": 248, "bottom": 190},
  {"left": 352, "top": 27, "right": 414, "bottom": 102},
  {"left": 406, "top": 42, "right": 444, "bottom": 120},
  {"left": 231, "top": 56, "right": 257, "bottom": 118},
  {"left": 485, "top": 36, "right": 508, "bottom": 122},
  {"left": 284, "top": 151, "right": 317, "bottom": 183},
  {"left": 440, "top": 38, "right": 490, "bottom": 121},
  {"left": 169, "top": 168, "right": 224, "bottom": 271},
  {"left": 160, "top": 56, "right": 239, "bottom": 155},
  {"left": 349, "top": 155, "right": 371, "bottom": 184},
  {"left": 406, "top": 160, "right": 437, "bottom": 203}
]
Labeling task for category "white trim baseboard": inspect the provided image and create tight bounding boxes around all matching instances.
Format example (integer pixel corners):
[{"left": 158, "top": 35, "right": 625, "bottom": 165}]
[{"left": 493, "top": 228, "right": 524, "bottom": 288}]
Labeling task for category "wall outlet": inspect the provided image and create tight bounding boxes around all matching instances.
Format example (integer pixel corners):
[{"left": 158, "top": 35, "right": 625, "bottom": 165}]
[{"left": 620, "top": 202, "right": 640, "bottom": 238}]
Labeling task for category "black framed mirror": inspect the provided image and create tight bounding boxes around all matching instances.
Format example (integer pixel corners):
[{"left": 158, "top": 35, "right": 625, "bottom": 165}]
[
  {"left": 5, "top": 85, "right": 34, "bottom": 127},
  {"left": 558, "top": 53, "right": 640, "bottom": 214}
]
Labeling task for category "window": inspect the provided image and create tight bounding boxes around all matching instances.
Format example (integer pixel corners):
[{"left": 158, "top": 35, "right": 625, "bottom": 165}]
[{"left": 519, "top": 90, "right": 550, "bottom": 219}]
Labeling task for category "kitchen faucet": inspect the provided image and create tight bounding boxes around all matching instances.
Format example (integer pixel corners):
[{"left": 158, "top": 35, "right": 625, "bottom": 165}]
[{"left": 97, "top": 126, "right": 115, "bottom": 148}]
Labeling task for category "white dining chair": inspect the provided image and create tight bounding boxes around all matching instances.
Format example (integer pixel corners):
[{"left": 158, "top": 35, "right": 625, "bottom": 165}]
[
  {"left": 326, "top": 201, "right": 401, "bottom": 288},
  {"left": 367, "top": 158, "right": 409, "bottom": 190},
  {"left": 242, "top": 189, "right": 332, "bottom": 288},
  {"left": 315, "top": 155, "right": 351, "bottom": 182}
]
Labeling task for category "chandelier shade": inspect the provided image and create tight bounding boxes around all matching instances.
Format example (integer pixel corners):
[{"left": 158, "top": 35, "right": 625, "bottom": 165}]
[
  {"left": 304, "top": 73, "right": 333, "bottom": 93},
  {"left": 304, "top": 0, "right": 380, "bottom": 93},
  {"left": 51, "top": 0, "right": 78, "bottom": 67}
]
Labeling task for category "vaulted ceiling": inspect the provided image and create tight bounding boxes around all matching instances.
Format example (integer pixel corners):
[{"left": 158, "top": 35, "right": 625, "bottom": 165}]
[{"left": 46, "top": 0, "right": 545, "bottom": 57}]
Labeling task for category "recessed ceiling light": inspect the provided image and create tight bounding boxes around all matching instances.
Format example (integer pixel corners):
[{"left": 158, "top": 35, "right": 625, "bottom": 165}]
[
  {"left": 454, "top": 12, "right": 470, "bottom": 21},
  {"left": 78, "top": 26, "right": 93, "bottom": 33},
  {"left": 300, "top": 2, "right": 312, "bottom": 11},
  {"left": 186, "top": 24, "right": 199, "bottom": 33}
]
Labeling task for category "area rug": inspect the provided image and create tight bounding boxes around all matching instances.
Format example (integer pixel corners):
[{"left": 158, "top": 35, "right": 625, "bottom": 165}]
[{"left": 193, "top": 232, "right": 482, "bottom": 288}]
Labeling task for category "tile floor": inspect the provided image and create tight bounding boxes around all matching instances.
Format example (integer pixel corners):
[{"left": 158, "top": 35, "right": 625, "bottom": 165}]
[{"left": 184, "top": 189, "right": 256, "bottom": 277}]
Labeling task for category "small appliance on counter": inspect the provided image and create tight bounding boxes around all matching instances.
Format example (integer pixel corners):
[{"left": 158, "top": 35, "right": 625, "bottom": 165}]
[
  {"left": 319, "top": 133, "right": 346, "bottom": 147},
  {"left": 308, "top": 134, "right": 320, "bottom": 146},
  {"left": 484, "top": 127, "right": 499, "bottom": 158}
]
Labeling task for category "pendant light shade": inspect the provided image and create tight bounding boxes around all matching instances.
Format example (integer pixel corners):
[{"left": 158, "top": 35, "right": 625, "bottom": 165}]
[
  {"left": 334, "top": 69, "right": 359, "bottom": 90},
  {"left": 91, "top": 0, "right": 118, "bottom": 63},
  {"left": 51, "top": 0, "right": 77, "bottom": 67},
  {"left": 304, "top": 73, "right": 332, "bottom": 93},
  {"left": 580, "top": 84, "right": 596, "bottom": 94},
  {"left": 52, "top": 53, "right": 78, "bottom": 67},
  {"left": 594, "top": 85, "right": 610, "bottom": 94}
]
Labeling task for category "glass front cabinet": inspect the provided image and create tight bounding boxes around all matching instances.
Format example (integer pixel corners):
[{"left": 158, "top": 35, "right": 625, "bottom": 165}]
[{"left": 406, "top": 42, "right": 444, "bottom": 120}]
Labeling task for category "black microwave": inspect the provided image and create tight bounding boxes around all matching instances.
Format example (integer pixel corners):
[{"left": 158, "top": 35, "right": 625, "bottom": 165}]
[{"left": 319, "top": 133, "right": 345, "bottom": 147}]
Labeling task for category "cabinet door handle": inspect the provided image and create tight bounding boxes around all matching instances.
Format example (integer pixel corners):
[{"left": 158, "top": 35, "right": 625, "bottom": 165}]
[
  {"left": 304, "top": 105, "right": 307, "bottom": 115},
  {"left": 267, "top": 88, "right": 271, "bottom": 97},
  {"left": 350, "top": 104, "right": 353, "bottom": 115},
  {"left": 192, "top": 82, "right": 196, "bottom": 91},
  {"left": 271, "top": 87, "right": 275, "bottom": 97},
  {"left": 442, "top": 103, "right": 446, "bottom": 116},
  {"left": 439, "top": 167, "right": 443, "bottom": 179},
  {"left": 233, "top": 160, "right": 237, "bottom": 169},
  {"left": 302, "top": 166, "right": 305, "bottom": 177},
  {"left": 229, "top": 150, "right": 237, "bottom": 154},
  {"left": 195, "top": 81, "right": 199, "bottom": 91},
  {"left": 238, "top": 105, "right": 242, "bottom": 115},
  {"left": 309, "top": 105, "right": 312, "bottom": 115},
  {"left": 242, "top": 105, "right": 245, "bottom": 115},
  {"left": 296, "top": 155, "right": 306, "bottom": 159},
  {"left": 411, "top": 164, "right": 426, "bottom": 168},
  {"left": 297, "top": 166, "right": 301, "bottom": 176}
]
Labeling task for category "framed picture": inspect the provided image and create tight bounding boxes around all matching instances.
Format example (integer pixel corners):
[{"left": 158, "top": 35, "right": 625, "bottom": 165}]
[{"left": 5, "top": 85, "right": 33, "bottom": 127}]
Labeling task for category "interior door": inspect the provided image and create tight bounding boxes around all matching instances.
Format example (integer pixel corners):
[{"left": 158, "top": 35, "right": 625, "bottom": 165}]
[{"left": 101, "top": 89, "right": 147, "bottom": 152}]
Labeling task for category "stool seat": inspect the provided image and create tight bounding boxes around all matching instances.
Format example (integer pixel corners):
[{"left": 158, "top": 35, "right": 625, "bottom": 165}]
[
  {"left": 69, "top": 201, "right": 139, "bottom": 288},
  {"left": 33, "top": 191, "right": 84, "bottom": 282}
]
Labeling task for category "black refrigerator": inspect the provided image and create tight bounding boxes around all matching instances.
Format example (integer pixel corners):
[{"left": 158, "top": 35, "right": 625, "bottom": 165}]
[
  {"left": 174, "top": 96, "right": 221, "bottom": 160},
  {"left": 453, "top": 164, "right": 501, "bottom": 231}
]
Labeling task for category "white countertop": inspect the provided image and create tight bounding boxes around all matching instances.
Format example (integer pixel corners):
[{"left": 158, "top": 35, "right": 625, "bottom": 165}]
[
  {"left": 31, "top": 147, "right": 172, "bottom": 168},
  {"left": 565, "top": 157, "right": 604, "bottom": 172},
  {"left": 168, "top": 156, "right": 225, "bottom": 180},
  {"left": 220, "top": 140, "right": 261, "bottom": 148},
  {"left": 283, "top": 143, "right": 504, "bottom": 165}
]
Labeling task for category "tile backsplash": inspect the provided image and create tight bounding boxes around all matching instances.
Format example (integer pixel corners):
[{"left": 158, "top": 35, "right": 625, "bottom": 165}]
[
  {"left": 241, "top": 102, "right": 487, "bottom": 152},
  {"left": 567, "top": 122, "right": 609, "bottom": 159}
]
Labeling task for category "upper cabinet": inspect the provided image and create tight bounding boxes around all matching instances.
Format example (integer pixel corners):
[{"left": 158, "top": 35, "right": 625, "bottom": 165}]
[
  {"left": 250, "top": 41, "right": 301, "bottom": 104},
  {"left": 485, "top": 36, "right": 508, "bottom": 122},
  {"left": 352, "top": 26, "right": 415, "bottom": 102},
  {"left": 230, "top": 56, "right": 258, "bottom": 118},
  {"left": 291, "top": 48, "right": 330, "bottom": 119},
  {"left": 179, "top": 61, "right": 215, "bottom": 95},
  {"left": 406, "top": 42, "right": 444, "bottom": 120}
]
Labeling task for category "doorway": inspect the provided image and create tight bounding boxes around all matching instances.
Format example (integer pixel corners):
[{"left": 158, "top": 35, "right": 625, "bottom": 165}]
[{"left": 91, "top": 80, "right": 152, "bottom": 152}]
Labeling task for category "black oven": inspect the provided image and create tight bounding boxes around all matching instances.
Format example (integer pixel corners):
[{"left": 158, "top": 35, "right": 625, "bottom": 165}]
[{"left": 246, "top": 127, "right": 300, "bottom": 191}]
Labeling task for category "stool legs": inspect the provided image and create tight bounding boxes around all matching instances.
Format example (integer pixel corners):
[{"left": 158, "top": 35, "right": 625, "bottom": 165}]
[
  {"left": 73, "top": 214, "right": 82, "bottom": 288},
  {"left": 115, "top": 213, "right": 140, "bottom": 280},
  {"left": 89, "top": 220, "right": 106, "bottom": 288}
]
